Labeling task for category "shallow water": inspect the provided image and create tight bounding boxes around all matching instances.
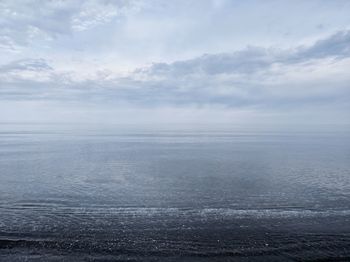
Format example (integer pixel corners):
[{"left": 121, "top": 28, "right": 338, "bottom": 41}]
[{"left": 0, "top": 124, "right": 350, "bottom": 261}]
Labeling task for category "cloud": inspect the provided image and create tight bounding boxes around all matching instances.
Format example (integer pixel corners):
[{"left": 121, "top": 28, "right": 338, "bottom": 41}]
[
  {"left": 144, "top": 30, "right": 350, "bottom": 77},
  {"left": 0, "top": 1, "right": 349, "bottom": 126},
  {"left": 0, "top": 58, "right": 52, "bottom": 73},
  {"left": 0, "top": 30, "right": 349, "bottom": 117},
  {"left": 298, "top": 30, "right": 350, "bottom": 59},
  {"left": 0, "top": 0, "right": 140, "bottom": 49},
  {"left": 125, "top": 30, "right": 350, "bottom": 108},
  {"left": 142, "top": 47, "right": 275, "bottom": 76}
]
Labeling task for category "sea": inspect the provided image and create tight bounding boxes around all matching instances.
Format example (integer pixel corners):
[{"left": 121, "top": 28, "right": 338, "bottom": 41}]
[{"left": 0, "top": 123, "right": 349, "bottom": 261}]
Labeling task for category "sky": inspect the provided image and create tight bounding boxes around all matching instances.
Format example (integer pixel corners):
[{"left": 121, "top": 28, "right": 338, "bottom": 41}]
[{"left": 0, "top": 0, "right": 350, "bottom": 128}]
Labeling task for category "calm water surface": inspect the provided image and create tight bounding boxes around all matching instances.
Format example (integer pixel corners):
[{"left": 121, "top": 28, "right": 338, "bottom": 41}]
[{"left": 0, "top": 124, "right": 349, "bottom": 261}]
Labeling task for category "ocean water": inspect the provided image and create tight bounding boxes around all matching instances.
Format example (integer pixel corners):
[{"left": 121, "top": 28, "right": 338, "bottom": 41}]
[{"left": 0, "top": 124, "right": 349, "bottom": 261}]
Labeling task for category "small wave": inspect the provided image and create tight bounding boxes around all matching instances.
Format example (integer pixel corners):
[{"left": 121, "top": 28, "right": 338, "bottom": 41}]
[{"left": 2, "top": 204, "right": 350, "bottom": 218}]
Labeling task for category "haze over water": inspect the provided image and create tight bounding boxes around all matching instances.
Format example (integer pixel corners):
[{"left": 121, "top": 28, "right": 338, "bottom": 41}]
[{"left": 0, "top": 123, "right": 349, "bottom": 261}]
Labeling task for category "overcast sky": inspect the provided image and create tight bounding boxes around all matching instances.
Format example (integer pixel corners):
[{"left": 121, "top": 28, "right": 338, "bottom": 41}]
[{"left": 0, "top": 0, "right": 349, "bottom": 128}]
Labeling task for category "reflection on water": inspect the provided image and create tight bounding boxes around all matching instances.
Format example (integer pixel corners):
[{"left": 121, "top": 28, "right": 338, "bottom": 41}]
[{"left": 0, "top": 124, "right": 350, "bottom": 261}]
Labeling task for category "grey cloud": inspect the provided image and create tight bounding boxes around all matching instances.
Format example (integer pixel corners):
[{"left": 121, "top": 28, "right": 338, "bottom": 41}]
[
  {"left": 0, "top": 0, "right": 139, "bottom": 48},
  {"left": 0, "top": 31, "right": 350, "bottom": 110},
  {"left": 0, "top": 59, "right": 53, "bottom": 73},
  {"left": 144, "top": 30, "right": 350, "bottom": 77},
  {"left": 144, "top": 47, "right": 274, "bottom": 76},
  {"left": 298, "top": 30, "right": 350, "bottom": 59},
  {"left": 0, "top": 1, "right": 75, "bottom": 46}
]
